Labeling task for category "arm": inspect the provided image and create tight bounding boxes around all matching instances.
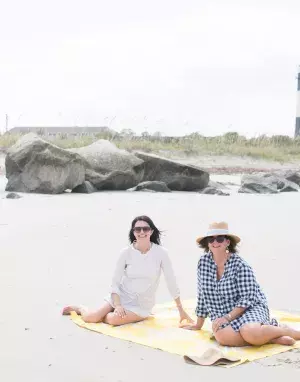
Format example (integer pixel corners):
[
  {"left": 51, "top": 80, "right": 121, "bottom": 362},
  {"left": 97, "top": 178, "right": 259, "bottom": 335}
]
[
  {"left": 110, "top": 249, "right": 128, "bottom": 306},
  {"left": 193, "top": 263, "right": 208, "bottom": 328},
  {"left": 226, "top": 263, "right": 258, "bottom": 319},
  {"left": 161, "top": 250, "right": 193, "bottom": 323},
  {"left": 161, "top": 249, "right": 180, "bottom": 300},
  {"left": 182, "top": 261, "right": 207, "bottom": 330},
  {"left": 213, "top": 263, "right": 258, "bottom": 331}
]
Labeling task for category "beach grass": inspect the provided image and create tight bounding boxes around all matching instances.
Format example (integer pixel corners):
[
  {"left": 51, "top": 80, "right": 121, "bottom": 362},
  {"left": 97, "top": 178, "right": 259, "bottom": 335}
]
[{"left": 0, "top": 131, "right": 300, "bottom": 162}]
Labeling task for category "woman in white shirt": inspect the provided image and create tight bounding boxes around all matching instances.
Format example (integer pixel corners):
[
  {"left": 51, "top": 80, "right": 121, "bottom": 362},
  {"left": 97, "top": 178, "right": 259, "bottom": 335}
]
[{"left": 63, "top": 215, "right": 192, "bottom": 326}]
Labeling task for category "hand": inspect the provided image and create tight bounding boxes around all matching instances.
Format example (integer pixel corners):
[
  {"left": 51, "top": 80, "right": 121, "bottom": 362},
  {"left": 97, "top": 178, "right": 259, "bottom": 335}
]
[
  {"left": 114, "top": 305, "right": 127, "bottom": 318},
  {"left": 180, "top": 323, "right": 202, "bottom": 331},
  {"left": 179, "top": 308, "right": 194, "bottom": 325},
  {"left": 212, "top": 316, "right": 229, "bottom": 333}
]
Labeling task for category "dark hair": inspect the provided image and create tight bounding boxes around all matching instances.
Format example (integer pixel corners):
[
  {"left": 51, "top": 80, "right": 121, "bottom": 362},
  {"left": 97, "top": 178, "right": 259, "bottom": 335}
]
[
  {"left": 129, "top": 215, "right": 162, "bottom": 245},
  {"left": 198, "top": 236, "right": 239, "bottom": 253}
]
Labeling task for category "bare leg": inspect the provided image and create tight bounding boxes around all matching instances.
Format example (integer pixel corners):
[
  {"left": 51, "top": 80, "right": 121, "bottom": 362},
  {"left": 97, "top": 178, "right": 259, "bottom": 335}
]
[
  {"left": 214, "top": 325, "right": 249, "bottom": 347},
  {"left": 240, "top": 323, "right": 299, "bottom": 346},
  {"left": 103, "top": 311, "right": 146, "bottom": 326},
  {"left": 62, "top": 302, "right": 114, "bottom": 323}
]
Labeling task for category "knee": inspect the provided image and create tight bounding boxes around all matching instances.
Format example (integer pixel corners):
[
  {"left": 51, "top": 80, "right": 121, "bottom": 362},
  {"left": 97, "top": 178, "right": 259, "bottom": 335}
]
[
  {"left": 215, "top": 336, "right": 228, "bottom": 346},
  {"left": 240, "top": 325, "right": 262, "bottom": 345},
  {"left": 82, "top": 313, "right": 98, "bottom": 323},
  {"left": 105, "top": 313, "right": 121, "bottom": 326},
  {"left": 214, "top": 331, "right": 230, "bottom": 346}
]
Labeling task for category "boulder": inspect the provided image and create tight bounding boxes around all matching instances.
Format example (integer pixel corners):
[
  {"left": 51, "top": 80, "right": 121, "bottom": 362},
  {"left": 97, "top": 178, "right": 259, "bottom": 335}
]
[
  {"left": 85, "top": 169, "right": 138, "bottom": 190},
  {"left": 262, "top": 173, "right": 299, "bottom": 192},
  {"left": 128, "top": 181, "right": 171, "bottom": 192},
  {"left": 69, "top": 139, "right": 144, "bottom": 179},
  {"left": 72, "top": 181, "right": 97, "bottom": 194},
  {"left": 200, "top": 186, "right": 230, "bottom": 196},
  {"left": 273, "top": 169, "right": 300, "bottom": 187},
  {"left": 134, "top": 152, "right": 209, "bottom": 191},
  {"left": 238, "top": 174, "right": 278, "bottom": 194},
  {"left": 279, "top": 180, "right": 299, "bottom": 192},
  {"left": 5, "top": 134, "right": 85, "bottom": 194},
  {"left": 238, "top": 173, "right": 299, "bottom": 194}
]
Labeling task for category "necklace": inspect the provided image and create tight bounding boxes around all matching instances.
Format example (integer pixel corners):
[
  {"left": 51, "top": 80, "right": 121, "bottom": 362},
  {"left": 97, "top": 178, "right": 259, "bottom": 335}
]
[{"left": 134, "top": 242, "right": 151, "bottom": 254}]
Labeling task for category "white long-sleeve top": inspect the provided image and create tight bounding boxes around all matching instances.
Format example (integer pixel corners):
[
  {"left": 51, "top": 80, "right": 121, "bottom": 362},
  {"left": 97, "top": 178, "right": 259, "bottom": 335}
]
[{"left": 108, "top": 243, "right": 180, "bottom": 316}]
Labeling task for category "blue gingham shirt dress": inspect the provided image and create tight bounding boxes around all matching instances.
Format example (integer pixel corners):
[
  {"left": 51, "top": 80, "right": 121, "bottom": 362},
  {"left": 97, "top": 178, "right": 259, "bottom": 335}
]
[{"left": 196, "top": 252, "right": 278, "bottom": 332}]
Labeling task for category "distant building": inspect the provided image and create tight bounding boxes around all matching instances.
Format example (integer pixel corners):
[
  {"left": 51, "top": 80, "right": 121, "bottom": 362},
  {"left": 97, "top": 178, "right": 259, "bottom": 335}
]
[{"left": 8, "top": 126, "right": 113, "bottom": 137}]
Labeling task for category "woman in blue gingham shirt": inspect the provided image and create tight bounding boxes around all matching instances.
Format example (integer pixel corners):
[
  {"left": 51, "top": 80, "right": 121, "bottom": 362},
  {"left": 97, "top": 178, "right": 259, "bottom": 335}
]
[{"left": 183, "top": 222, "right": 300, "bottom": 347}]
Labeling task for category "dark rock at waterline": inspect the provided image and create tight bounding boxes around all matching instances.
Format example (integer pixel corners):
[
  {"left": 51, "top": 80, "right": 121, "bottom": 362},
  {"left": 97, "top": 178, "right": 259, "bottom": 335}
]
[
  {"left": 238, "top": 175, "right": 278, "bottom": 194},
  {"left": 272, "top": 169, "right": 300, "bottom": 187},
  {"left": 6, "top": 192, "right": 22, "bottom": 199},
  {"left": 200, "top": 186, "right": 230, "bottom": 196},
  {"left": 5, "top": 134, "right": 85, "bottom": 194},
  {"left": 134, "top": 152, "right": 209, "bottom": 191},
  {"left": 262, "top": 174, "right": 299, "bottom": 192},
  {"left": 128, "top": 181, "right": 171, "bottom": 192},
  {"left": 238, "top": 173, "right": 299, "bottom": 194},
  {"left": 72, "top": 181, "right": 97, "bottom": 194}
]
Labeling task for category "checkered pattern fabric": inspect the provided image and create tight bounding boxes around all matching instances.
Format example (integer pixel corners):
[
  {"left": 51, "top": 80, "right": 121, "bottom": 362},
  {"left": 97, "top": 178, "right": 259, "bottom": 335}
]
[{"left": 196, "top": 252, "right": 278, "bottom": 332}]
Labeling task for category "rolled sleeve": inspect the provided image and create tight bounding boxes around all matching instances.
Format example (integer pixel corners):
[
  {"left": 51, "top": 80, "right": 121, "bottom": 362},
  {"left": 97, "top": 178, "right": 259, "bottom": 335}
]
[
  {"left": 161, "top": 250, "right": 180, "bottom": 299},
  {"left": 110, "top": 248, "right": 128, "bottom": 295},
  {"left": 236, "top": 264, "right": 257, "bottom": 308},
  {"left": 195, "top": 265, "right": 208, "bottom": 318}
]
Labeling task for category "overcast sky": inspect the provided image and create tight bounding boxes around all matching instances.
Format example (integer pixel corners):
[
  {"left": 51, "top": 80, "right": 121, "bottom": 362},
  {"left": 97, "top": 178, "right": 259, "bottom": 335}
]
[{"left": 0, "top": 0, "right": 300, "bottom": 137}]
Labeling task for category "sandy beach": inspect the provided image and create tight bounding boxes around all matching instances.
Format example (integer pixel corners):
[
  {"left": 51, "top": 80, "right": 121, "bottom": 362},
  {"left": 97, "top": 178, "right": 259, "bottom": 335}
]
[{"left": 1, "top": 168, "right": 300, "bottom": 381}]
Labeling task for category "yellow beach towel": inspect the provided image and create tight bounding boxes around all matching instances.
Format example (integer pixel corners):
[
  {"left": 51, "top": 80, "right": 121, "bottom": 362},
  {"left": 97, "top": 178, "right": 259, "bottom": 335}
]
[{"left": 69, "top": 299, "right": 300, "bottom": 367}]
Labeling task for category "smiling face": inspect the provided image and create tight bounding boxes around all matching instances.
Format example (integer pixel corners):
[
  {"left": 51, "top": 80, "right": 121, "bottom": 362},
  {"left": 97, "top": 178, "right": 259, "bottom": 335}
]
[
  {"left": 207, "top": 235, "right": 230, "bottom": 255},
  {"left": 132, "top": 220, "right": 153, "bottom": 243}
]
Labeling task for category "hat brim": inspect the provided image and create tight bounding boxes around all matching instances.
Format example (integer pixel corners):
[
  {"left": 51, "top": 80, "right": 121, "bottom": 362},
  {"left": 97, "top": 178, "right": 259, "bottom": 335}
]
[{"left": 196, "top": 234, "right": 240, "bottom": 244}]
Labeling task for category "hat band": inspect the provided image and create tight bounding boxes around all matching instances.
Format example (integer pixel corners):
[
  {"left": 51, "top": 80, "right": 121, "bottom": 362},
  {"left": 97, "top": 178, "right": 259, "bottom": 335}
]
[{"left": 205, "top": 228, "right": 229, "bottom": 237}]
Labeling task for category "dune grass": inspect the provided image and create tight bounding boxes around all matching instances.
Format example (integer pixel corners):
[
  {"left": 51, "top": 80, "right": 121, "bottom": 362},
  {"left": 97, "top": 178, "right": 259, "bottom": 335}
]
[{"left": 0, "top": 131, "right": 300, "bottom": 162}]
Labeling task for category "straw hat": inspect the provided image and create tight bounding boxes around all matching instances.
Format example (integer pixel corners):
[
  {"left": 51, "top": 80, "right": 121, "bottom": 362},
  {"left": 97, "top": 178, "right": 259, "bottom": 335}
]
[{"left": 196, "top": 222, "right": 240, "bottom": 244}]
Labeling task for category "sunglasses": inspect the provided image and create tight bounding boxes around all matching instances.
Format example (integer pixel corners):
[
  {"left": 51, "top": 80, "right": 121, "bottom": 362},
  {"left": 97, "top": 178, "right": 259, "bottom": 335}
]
[
  {"left": 207, "top": 235, "right": 227, "bottom": 244},
  {"left": 133, "top": 226, "right": 152, "bottom": 233}
]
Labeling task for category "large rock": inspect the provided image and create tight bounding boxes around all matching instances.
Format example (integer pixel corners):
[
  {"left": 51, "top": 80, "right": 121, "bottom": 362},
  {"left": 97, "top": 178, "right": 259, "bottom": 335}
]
[
  {"left": 238, "top": 173, "right": 299, "bottom": 194},
  {"left": 85, "top": 169, "right": 138, "bottom": 190},
  {"left": 238, "top": 173, "right": 300, "bottom": 194},
  {"left": 134, "top": 152, "right": 209, "bottom": 191},
  {"left": 5, "top": 134, "right": 85, "bottom": 194},
  {"left": 274, "top": 169, "right": 300, "bottom": 186},
  {"left": 262, "top": 173, "right": 299, "bottom": 192},
  {"left": 239, "top": 174, "right": 278, "bottom": 194},
  {"left": 70, "top": 139, "right": 144, "bottom": 177}
]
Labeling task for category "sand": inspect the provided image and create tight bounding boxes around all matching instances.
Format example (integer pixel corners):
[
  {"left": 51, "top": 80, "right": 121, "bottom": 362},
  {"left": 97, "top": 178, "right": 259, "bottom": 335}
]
[{"left": 1, "top": 170, "right": 300, "bottom": 381}]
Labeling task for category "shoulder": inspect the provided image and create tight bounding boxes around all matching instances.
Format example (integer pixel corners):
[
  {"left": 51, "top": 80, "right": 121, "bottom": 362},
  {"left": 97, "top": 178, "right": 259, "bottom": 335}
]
[
  {"left": 119, "top": 246, "right": 132, "bottom": 258},
  {"left": 152, "top": 243, "right": 169, "bottom": 256},
  {"left": 198, "top": 252, "right": 211, "bottom": 266},
  {"left": 231, "top": 253, "right": 254, "bottom": 273}
]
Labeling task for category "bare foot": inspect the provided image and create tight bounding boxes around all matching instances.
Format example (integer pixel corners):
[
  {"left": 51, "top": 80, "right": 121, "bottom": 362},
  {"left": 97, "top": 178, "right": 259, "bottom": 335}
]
[
  {"left": 62, "top": 305, "right": 81, "bottom": 315},
  {"left": 270, "top": 336, "right": 296, "bottom": 346},
  {"left": 281, "top": 325, "right": 300, "bottom": 341}
]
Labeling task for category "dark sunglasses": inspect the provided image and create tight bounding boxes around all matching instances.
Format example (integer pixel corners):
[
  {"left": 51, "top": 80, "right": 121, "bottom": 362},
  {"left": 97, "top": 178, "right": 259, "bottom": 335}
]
[
  {"left": 207, "top": 235, "right": 227, "bottom": 244},
  {"left": 133, "top": 226, "right": 152, "bottom": 233}
]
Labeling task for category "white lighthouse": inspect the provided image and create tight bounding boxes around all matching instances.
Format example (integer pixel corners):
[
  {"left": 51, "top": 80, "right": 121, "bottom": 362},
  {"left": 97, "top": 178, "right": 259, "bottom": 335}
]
[{"left": 295, "top": 66, "right": 300, "bottom": 137}]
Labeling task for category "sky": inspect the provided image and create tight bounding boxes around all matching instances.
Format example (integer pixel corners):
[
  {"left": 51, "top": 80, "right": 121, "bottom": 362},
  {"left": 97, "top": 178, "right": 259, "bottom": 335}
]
[{"left": 0, "top": 0, "right": 300, "bottom": 137}]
